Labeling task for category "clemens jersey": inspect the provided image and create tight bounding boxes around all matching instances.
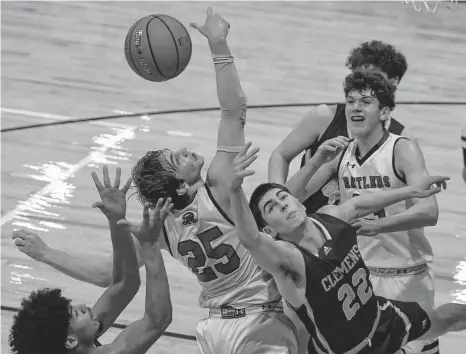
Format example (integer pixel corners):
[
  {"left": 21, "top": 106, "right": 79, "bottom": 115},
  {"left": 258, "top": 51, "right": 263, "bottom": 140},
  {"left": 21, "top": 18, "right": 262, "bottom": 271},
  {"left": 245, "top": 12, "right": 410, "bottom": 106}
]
[
  {"left": 338, "top": 132, "right": 433, "bottom": 268},
  {"left": 162, "top": 184, "right": 281, "bottom": 309},
  {"left": 300, "top": 103, "right": 405, "bottom": 214},
  {"left": 293, "top": 213, "right": 380, "bottom": 354}
]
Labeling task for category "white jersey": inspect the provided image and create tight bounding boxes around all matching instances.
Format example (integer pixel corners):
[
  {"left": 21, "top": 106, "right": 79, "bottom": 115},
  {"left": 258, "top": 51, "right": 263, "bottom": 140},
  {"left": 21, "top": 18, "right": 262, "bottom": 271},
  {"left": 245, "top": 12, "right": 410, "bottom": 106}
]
[
  {"left": 163, "top": 184, "right": 282, "bottom": 309},
  {"left": 338, "top": 132, "right": 433, "bottom": 268}
]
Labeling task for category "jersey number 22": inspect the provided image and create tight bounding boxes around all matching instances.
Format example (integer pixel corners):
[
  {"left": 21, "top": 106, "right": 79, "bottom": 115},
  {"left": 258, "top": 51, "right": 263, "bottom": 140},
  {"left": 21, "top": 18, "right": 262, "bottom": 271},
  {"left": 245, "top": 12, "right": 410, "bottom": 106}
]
[
  {"left": 178, "top": 226, "right": 240, "bottom": 282},
  {"left": 337, "top": 268, "right": 373, "bottom": 321}
]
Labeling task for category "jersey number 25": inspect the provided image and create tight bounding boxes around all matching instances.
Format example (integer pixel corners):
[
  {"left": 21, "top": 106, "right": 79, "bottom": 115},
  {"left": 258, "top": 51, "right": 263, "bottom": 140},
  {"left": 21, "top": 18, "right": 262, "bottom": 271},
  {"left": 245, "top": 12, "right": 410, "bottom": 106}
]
[{"left": 178, "top": 226, "right": 240, "bottom": 282}]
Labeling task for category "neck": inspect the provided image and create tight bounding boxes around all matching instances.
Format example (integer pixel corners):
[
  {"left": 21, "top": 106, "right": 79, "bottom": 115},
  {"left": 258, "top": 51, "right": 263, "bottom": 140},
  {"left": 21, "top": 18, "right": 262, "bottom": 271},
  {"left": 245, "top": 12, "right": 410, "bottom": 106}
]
[
  {"left": 74, "top": 343, "right": 92, "bottom": 354},
  {"left": 355, "top": 127, "right": 385, "bottom": 157},
  {"left": 175, "top": 178, "right": 205, "bottom": 211},
  {"left": 284, "top": 218, "right": 321, "bottom": 252}
]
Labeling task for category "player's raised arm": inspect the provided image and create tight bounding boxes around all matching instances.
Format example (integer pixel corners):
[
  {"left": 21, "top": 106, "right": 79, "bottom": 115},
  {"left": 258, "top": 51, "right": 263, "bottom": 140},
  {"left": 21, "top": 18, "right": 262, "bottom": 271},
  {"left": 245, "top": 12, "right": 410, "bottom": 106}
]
[
  {"left": 320, "top": 175, "right": 449, "bottom": 226},
  {"left": 82, "top": 166, "right": 141, "bottom": 337},
  {"left": 268, "top": 105, "right": 332, "bottom": 184},
  {"left": 99, "top": 200, "right": 173, "bottom": 354},
  {"left": 228, "top": 143, "right": 298, "bottom": 277},
  {"left": 190, "top": 8, "right": 247, "bottom": 190},
  {"left": 285, "top": 136, "right": 349, "bottom": 201},
  {"left": 13, "top": 166, "right": 149, "bottom": 288}
]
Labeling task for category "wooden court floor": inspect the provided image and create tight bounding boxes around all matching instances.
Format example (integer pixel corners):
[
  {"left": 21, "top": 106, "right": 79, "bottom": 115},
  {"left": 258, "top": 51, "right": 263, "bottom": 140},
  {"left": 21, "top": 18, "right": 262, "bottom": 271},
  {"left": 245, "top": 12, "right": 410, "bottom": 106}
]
[{"left": 1, "top": 1, "right": 466, "bottom": 353}]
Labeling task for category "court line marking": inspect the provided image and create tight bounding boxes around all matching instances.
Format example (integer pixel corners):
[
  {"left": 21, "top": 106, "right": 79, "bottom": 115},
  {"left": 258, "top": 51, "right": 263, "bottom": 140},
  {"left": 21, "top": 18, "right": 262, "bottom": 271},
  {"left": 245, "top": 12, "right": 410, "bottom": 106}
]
[
  {"left": 1, "top": 108, "right": 138, "bottom": 227},
  {"left": 1, "top": 107, "right": 134, "bottom": 129}
]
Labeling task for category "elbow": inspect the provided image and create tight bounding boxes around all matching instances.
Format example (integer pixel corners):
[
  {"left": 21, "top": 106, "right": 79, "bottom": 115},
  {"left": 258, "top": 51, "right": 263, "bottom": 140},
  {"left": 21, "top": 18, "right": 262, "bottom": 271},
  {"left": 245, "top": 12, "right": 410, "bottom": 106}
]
[
  {"left": 160, "top": 303, "right": 173, "bottom": 331},
  {"left": 424, "top": 207, "right": 439, "bottom": 226}
]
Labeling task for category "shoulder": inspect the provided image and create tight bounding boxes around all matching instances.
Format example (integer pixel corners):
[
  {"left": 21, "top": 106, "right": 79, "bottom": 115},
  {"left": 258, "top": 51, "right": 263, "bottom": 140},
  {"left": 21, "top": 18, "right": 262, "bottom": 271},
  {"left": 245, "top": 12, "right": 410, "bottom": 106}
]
[{"left": 394, "top": 137, "right": 423, "bottom": 160}]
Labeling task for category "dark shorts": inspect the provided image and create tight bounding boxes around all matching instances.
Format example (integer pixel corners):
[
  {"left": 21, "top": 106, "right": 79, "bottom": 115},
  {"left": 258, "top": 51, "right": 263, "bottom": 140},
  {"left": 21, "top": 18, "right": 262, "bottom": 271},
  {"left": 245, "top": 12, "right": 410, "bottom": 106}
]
[{"left": 361, "top": 297, "right": 432, "bottom": 354}]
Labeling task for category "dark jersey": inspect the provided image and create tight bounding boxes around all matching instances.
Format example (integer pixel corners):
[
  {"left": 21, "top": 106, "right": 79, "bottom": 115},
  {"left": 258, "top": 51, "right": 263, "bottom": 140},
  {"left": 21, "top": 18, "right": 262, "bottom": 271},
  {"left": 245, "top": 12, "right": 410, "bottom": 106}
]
[
  {"left": 300, "top": 103, "right": 405, "bottom": 214},
  {"left": 292, "top": 213, "right": 381, "bottom": 354}
]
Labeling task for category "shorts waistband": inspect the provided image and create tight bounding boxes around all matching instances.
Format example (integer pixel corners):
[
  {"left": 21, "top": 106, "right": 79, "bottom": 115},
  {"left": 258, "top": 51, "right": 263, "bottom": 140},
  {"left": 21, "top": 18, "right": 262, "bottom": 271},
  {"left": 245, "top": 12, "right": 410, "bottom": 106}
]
[
  {"left": 208, "top": 301, "right": 283, "bottom": 319},
  {"left": 368, "top": 263, "right": 427, "bottom": 277}
]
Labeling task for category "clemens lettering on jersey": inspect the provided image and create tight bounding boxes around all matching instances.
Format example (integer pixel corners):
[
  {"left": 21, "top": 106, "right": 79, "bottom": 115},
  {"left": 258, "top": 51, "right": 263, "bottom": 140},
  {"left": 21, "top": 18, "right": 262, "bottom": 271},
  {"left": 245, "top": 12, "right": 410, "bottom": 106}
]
[
  {"left": 182, "top": 211, "right": 198, "bottom": 226},
  {"left": 342, "top": 175, "right": 391, "bottom": 189},
  {"left": 321, "top": 245, "right": 362, "bottom": 292}
]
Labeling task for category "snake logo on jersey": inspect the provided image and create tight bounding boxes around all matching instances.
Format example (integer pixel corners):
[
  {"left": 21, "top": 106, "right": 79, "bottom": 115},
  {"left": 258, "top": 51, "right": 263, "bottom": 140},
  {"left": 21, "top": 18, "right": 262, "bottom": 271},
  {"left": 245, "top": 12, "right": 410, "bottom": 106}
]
[
  {"left": 337, "top": 132, "right": 434, "bottom": 269},
  {"left": 163, "top": 184, "right": 281, "bottom": 309}
]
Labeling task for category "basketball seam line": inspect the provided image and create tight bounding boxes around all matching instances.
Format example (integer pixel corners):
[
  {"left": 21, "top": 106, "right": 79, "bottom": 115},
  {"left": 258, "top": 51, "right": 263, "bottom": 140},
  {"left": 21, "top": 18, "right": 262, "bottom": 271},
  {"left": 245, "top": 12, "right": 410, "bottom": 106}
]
[
  {"left": 146, "top": 16, "right": 170, "bottom": 79},
  {"left": 156, "top": 15, "right": 180, "bottom": 74}
]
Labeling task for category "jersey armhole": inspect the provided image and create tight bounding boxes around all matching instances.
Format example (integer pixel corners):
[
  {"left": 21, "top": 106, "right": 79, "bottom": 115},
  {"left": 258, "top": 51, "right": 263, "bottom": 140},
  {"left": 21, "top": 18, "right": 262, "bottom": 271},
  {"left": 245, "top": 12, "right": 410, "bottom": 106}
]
[
  {"left": 392, "top": 137, "right": 409, "bottom": 184},
  {"left": 162, "top": 224, "right": 173, "bottom": 256},
  {"left": 335, "top": 145, "right": 349, "bottom": 188},
  {"left": 205, "top": 184, "right": 235, "bottom": 226}
]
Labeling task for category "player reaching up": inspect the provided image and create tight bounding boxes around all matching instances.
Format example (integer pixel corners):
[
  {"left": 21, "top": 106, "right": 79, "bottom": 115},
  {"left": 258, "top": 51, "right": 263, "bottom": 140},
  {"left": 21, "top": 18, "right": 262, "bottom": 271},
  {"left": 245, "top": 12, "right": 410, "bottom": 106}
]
[
  {"left": 229, "top": 143, "right": 466, "bottom": 354},
  {"left": 9, "top": 166, "right": 172, "bottom": 354},
  {"left": 14, "top": 8, "right": 300, "bottom": 354}
]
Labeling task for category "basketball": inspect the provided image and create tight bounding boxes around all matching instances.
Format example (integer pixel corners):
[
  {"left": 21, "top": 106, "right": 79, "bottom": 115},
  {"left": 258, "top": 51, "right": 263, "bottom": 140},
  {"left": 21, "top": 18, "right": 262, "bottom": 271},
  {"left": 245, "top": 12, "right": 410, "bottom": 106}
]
[{"left": 124, "top": 14, "right": 192, "bottom": 82}]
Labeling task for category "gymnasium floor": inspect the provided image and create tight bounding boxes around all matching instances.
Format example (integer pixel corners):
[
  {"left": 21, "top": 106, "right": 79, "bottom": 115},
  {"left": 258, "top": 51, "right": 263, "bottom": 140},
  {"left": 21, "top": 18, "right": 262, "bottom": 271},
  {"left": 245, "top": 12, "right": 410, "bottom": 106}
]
[{"left": 1, "top": 1, "right": 466, "bottom": 353}]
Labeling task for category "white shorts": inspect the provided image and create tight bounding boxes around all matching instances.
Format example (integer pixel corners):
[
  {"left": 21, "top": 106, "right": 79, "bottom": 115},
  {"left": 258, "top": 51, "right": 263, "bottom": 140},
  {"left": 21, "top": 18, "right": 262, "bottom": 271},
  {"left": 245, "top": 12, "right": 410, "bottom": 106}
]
[
  {"left": 369, "top": 264, "right": 439, "bottom": 354},
  {"left": 196, "top": 310, "right": 298, "bottom": 354}
]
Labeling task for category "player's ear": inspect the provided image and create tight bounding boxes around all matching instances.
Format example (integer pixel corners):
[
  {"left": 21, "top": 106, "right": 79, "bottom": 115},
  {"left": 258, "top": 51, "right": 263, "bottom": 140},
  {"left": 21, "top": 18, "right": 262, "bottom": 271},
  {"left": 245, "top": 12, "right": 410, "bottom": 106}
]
[
  {"left": 65, "top": 335, "right": 78, "bottom": 349},
  {"left": 263, "top": 225, "right": 278, "bottom": 238},
  {"left": 389, "top": 76, "right": 400, "bottom": 87},
  {"left": 380, "top": 107, "right": 391, "bottom": 126},
  {"left": 176, "top": 183, "right": 189, "bottom": 196}
]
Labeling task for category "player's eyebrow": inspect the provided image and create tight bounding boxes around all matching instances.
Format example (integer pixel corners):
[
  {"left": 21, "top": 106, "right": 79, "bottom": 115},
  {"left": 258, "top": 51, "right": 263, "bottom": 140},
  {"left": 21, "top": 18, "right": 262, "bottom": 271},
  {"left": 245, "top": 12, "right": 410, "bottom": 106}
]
[{"left": 262, "top": 190, "right": 286, "bottom": 213}]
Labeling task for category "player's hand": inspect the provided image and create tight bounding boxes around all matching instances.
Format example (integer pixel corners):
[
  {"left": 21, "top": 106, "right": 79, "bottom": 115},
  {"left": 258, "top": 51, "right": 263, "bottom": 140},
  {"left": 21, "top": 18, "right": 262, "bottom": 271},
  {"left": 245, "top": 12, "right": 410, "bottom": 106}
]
[
  {"left": 351, "top": 219, "right": 380, "bottom": 237},
  {"left": 190, "top": 7, "right": 230, "bottom": 43},
  {"left": 230, "top": 142, "right": 259, "bottom": 191},
  {"left": 410, "top": 175, "right": 449, "bottom": 199},
  {"left": 91, "top": 165, "right": 132, "bottom": 223},
  {"left": 12, "top": 229, "right": 50, "bottom": 262},
  {"left": 117, "top": 198, "right": 173, "bottom": 245},
  {"left": 314, "top": 136, "right": 350, "bottom": 165}
]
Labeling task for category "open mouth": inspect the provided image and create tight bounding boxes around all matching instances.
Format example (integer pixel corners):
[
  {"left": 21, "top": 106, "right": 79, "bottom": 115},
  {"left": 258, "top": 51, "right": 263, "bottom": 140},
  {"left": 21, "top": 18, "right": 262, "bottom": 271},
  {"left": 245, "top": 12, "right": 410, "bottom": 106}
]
[{"left": 351, "top": 115, "right": 364, "bottom": 122}]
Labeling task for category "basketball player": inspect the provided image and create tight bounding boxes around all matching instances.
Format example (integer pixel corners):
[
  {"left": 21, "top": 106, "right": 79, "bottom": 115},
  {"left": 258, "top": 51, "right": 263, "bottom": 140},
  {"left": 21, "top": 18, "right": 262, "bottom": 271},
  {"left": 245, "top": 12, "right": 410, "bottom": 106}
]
[
  {"left": 228, "top": 143, "right": 466, "bottom": 354},
  {"left": 9, "top": 166, "right": 172, "bottom": 354},
  {"left": 290, "top": 69, "right": 441, "bottom": 354},
  {"left": 269, "top": 40, "right": 412, "bottom": 214},
  {"left": 14, "top": 9, "right": 300, "bottom": 354}
]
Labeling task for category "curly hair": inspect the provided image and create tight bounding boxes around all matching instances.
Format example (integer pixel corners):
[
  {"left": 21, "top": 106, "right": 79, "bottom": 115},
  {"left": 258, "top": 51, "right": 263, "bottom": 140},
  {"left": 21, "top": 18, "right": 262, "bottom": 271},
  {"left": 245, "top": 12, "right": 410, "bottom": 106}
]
[
  {"left": 249, "top": 183, "right": 291, "bottom": 230},
  {"left": 344, "top": 69, "right": 396, "bottom": 111},
  {"left": 346, "top": 40, "right": 408, "bottom": 82},
  {"left": 9, "top": 288, "right": 72, "bottom": 354},
  {"left": 132, "top": 150, "right": 190, "bottom": 210}
]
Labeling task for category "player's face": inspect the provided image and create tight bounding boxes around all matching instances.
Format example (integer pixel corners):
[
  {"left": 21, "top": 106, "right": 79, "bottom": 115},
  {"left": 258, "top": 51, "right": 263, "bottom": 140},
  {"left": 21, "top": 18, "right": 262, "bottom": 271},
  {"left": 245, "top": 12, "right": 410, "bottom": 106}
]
[
  {"left": 163, "top": 148, "right": 205, "bottom": 184},
  {"left": 67, "top": 304, "right": 100, "bottom": 343},
  {"left": 345, "top": 89, "right": 385, "bottom": 138},
  {"left": 259, "top": 188, "right": 307, "bottom": 234}
]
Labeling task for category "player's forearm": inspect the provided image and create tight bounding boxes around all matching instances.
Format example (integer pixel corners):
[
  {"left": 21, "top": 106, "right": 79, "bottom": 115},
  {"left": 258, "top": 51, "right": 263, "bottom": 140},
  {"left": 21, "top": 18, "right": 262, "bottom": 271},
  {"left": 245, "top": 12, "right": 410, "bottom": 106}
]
[
  {"left": 268, "top": 151, "right": 290, "bottom": 184},
  {"left": 286, "top": 155, "right": 326, "bottom": 201},
  {"left": 230, "top": 187, "right": 262, "bottom": 250},
  {"left": 141, "top": 242, "right": 172, "bottom": 326},
  {"left": 210, "top": 39, "right": 247, "bottom": 113},
  {"left": 109, "top": 221, "right": 140, "bottom": 285},
  {"left": 374, "top": 201, "right": 438, "bottom": 233},
  {"left": 350, "top": 187, "right": 418, "bottom": 221},
  {"left": 41, "top": 247, "right": 112, "bottom": 287}
]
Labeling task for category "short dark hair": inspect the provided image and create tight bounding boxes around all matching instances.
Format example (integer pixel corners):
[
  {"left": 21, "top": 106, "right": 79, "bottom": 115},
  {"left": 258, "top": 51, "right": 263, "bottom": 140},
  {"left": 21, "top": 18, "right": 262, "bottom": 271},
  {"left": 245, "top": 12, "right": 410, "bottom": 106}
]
[
  {"left": 346, "top": 40, "right": 408, "bottom": 82},
  {"left": 9, "top": 288, "right": 72, "bottom": 354},
  {"left": 344, "top": 69, "right": 397, "bottom": 110},
  {"left": 249, "top": 183, "right": 291, "bottom": 230},
  {"left": 132, "top": 150, "right": 190, "bottom": 210}
]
